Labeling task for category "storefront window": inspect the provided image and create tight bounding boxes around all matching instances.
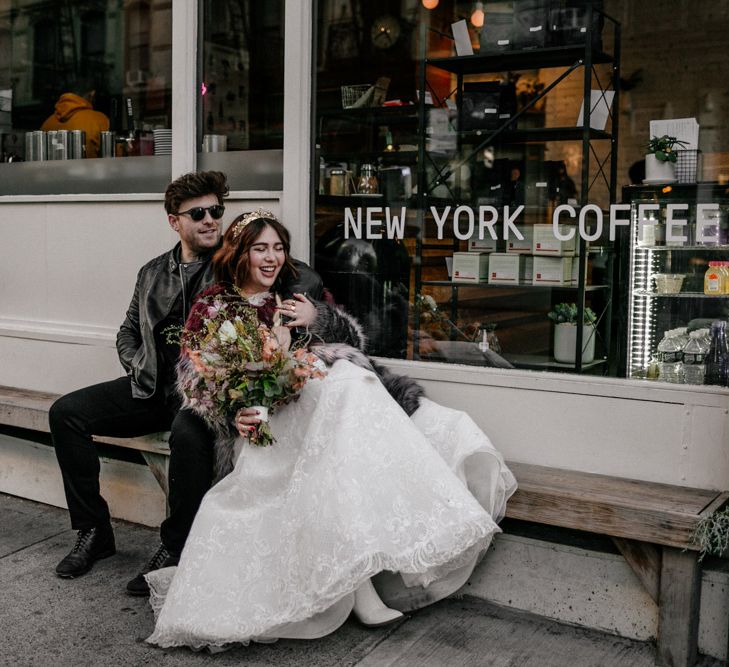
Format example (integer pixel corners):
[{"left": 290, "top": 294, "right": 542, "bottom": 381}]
[
  {"left": 312, "top": 0, "right": 729, "bottom": 388},
  {"left": 197, "top": 0, "right": 285, "bottom": 190},
  {"left": 0, "top": 0, "right": 172, "bottom": 195}
]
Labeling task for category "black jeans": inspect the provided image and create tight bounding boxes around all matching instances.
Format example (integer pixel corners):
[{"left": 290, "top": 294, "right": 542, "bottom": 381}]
[{"left": 49, "top": 377, "right": 215, "bottom": 555}]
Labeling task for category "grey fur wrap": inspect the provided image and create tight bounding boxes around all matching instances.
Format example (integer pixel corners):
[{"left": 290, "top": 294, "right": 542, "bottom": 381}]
[{"left": 176, "top": 300, "right": 425, "bottom": 481}]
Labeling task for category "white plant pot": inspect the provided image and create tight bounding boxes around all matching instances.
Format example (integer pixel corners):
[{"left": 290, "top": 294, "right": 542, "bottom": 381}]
[
  {"left": 553, "top": 323, "right": 596, "bottom": 365},
  {"left": 645, "top": 153, "right": 676, "bottom": 183}
]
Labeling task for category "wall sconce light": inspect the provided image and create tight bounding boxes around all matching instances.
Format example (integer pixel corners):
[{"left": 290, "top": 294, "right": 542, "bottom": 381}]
[
  {"left": 470, "top": 2, "right": 485, "bottom": 28},
  {"left": 422, "top": 0, "right": 439, "bottom": 9}
]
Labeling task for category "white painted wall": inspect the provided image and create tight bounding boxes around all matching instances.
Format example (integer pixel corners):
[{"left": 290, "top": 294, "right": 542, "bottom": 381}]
[
  {"left": 383, "top": 359, "right": 729, "bottom": 490},
  {"left": 0, "top": 195, "right": 280, "bottom": 394}
]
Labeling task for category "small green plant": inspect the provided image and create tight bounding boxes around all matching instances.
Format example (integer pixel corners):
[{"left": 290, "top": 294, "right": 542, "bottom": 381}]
[
  {"left": 691, "top": 507, "right": 729, "bottom": 561},
  {"left": 646, "top": 135, "right": 687, "bottom": 163},
  {"left": 547, "top": 303, "right": 597, "bottom": 325}
]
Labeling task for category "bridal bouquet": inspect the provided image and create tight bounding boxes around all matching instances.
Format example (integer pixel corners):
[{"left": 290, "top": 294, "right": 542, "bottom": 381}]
[{"left": 177, "top": 288, "right": 325, "bottom": 446}]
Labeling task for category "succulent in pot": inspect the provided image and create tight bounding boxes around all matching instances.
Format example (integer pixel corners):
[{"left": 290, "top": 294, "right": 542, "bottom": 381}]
[{"left": 548, "top": 303, "right": 597, "bottom": 364}]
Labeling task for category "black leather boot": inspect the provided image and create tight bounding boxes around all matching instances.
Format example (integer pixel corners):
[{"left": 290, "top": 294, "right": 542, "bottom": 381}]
[
  {"left": 55, "top": 526, "right": 116, "bottom": 578},
  {"left": 126, "top": 543, "right": 179, "bottom": 596}
]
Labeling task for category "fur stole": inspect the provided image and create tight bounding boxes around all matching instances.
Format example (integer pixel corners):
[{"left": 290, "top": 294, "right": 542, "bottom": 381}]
[{"left": 176, "top": 300, "right": 425, "bottom": 482}]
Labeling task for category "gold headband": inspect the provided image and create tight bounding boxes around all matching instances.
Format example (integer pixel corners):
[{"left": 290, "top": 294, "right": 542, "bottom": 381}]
[{"left": 231, "top": 208, "right": 278, "bottom": 240}]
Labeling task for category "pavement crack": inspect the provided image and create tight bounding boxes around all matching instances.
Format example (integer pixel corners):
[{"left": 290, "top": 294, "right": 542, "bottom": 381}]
[{"left": 0, "top": 528, "right": 69, "bottom": 560}]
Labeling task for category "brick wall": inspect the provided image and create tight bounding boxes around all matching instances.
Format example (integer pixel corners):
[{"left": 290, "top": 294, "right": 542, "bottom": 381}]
[{"left": 543, "top": 0, "right": 729, "bottom": 202}]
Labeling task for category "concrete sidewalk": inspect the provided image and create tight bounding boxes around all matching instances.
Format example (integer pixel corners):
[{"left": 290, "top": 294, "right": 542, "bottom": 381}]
[{"left": 1, "top": 493, "right": 721, "bottom": 667}]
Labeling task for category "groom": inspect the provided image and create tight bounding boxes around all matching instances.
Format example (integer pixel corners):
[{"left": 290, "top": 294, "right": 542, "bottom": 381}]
[{"left": 50, "top": 170, "right": 322, "bottom": 595}]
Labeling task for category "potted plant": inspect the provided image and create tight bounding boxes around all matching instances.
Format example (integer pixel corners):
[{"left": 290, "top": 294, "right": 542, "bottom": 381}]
[
  {"left": 645, "top": 134, "right": 687, "bottom": 183},
  {"left": 548, "top": 303, "right": 597, "bottom": 364}
]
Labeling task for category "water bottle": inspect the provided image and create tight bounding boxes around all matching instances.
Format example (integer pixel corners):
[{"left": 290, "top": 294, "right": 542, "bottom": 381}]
[
  {"left": 656, "top": 330, "right": 684, "bottom": 383},
  {"left": 704, "top": 321, "right": 729, "bottom": 386},
  {"left": 683, "top": 331, "right": 708, "bottom": 385},
  {"left": 674, "top": 327, "right": 689, "bottom": 350}
]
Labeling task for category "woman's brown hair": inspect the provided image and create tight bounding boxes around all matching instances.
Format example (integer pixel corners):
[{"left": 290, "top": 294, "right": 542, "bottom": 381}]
[{"left": 212, "top": 212, "right": 299, "bottom": 289}]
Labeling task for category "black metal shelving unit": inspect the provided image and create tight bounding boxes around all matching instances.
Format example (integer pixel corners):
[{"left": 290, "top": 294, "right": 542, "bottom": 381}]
[{"left": 413, "top": 1, "right": 621, "bottom": 372}]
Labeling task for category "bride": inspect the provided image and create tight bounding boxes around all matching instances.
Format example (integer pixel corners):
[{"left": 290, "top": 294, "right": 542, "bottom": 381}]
[{"left": 145, "top": 209, "right": 517, "bottom": 650}]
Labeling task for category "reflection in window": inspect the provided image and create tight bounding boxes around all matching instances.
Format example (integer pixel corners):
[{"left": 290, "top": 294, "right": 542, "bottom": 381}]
[
  {"left": 0, "top": 0, "right": 171, "bottom": 166},
  {"left": 199, "top": 0, "right": 284, "bottom": 152}
]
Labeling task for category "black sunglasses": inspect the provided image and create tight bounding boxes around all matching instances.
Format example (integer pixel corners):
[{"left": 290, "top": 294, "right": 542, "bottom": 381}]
[{"left": 177, "top": 204, "right": 225, "bottom": 222}]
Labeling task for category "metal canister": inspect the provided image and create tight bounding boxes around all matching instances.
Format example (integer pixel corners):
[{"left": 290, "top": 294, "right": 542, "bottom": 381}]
[
  {"left": 69, "top": 130, "right": 86, "bottom": 159},
  {"left": 202, "top": 134, "right": 228, "bottom": 152},
  {"left": 46, "top": 130, "right": 70, "bottom": 160},
  {"left": 26, "top": 131, "right": 47, "bottom": 161},
  {"left": 100, "top": 131, "right": 116, "bottom": 158}
]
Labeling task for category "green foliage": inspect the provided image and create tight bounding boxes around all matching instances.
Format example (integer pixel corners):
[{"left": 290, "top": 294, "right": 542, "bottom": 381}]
[
  {"left": 547, "top": 302, "right": 597, "bottom": 325},
  {"left": 692, "top": 507, "right": 729, "bottom": 561},
  {"left": 646, "top": 134, "right": 687, "bottom": 163}
]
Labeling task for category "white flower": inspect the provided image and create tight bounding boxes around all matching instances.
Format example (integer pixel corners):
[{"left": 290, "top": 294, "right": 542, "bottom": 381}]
[{"left": 218, "top": 320, "right": 238, "bottom": 344}]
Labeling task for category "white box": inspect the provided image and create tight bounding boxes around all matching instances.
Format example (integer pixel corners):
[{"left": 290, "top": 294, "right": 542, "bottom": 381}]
[
  {"left": 452, "top": 252, "right": 489, "bottom": 282},
  {"left": 533, "top": 256, "right": 573, "bottom": 286},
  {"left": 532, "top": 224, "right": 577, "bottom": 256},
  {"left": 506, "top": 225, "right": 534, "bottom": 253},
  {"left": 523, "top": 255, "right": 533, "bottom": 282},
  {"left": 488, "top": 253, "right": 534, "bottom": 285},
  {"left": 468, "top": 237, "right": 498, "bottom": 252}
]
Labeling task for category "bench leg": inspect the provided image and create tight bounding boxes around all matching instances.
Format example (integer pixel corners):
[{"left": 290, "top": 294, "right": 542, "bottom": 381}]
[
  {"left": 141, "top": 452, "right": 170, "bottom": 516},
  {"left": 657, "top": 546, "right": 701, "bottom": 667}
]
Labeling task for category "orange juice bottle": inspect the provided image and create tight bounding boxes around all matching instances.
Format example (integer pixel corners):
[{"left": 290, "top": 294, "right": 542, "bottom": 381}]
[
  {"left": 719, "top": 262, "right": 729, "bottom": 294},
  {"left": 704, "top": 261, "right": 723, "bottom": 295}
]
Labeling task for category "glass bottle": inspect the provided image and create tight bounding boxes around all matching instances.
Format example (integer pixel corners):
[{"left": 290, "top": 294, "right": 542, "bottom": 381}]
[
  {"left": 704, "top": 321, "right": 729, "bottom": 387},
  {"left": 357, "top": 163, "right": 379, "bottom": 194}
]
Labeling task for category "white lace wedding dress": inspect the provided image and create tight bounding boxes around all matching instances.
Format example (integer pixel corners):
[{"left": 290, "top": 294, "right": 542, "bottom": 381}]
[{"left": 146, "top": 360, "right": 516, "bottom": 650}]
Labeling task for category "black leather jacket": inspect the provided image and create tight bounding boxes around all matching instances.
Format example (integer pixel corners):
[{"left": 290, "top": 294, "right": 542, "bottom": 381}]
[{"left": 117, "top": 243, "right": 323, "bottom": 399}]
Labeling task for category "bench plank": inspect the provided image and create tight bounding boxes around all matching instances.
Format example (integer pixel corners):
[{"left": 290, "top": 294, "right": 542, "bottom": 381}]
[
  {"left": 505, "top": 462, "right": 722, "bottom": 550},
  {"left": 0, "top": 385, "right": 170, "bottom": 455}
]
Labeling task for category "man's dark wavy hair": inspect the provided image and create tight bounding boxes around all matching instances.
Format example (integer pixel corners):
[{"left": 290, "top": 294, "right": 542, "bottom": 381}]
[{"left": 164, "top": 170, "right": 229, "bottom": 214}]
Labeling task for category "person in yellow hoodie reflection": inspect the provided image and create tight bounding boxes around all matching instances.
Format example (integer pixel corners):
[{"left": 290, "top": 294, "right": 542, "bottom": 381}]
[{"left": 41, "top": 83, "right": 110, "bottom": 158}]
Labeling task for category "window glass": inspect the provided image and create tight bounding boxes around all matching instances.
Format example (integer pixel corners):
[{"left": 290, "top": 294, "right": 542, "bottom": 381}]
[
  {"left": 197, "top": 0, "right": 285, "bottom": 190},
  {"left": 312, "top": 0, "right": 729, "bottom": 388},
  {"left": 0, "top": 0, "right": 172, "bottom": 195}
]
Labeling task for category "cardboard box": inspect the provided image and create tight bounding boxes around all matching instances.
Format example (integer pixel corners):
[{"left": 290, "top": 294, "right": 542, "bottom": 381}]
[
  {"left": 452, "top": 252, "right": 489, "bottom": 282},
  {"left": 468, "top": 236, "right": 502, "bottom": 252},
  {"left": 533, "top": 256, "right": 572, "bottom": 286},
  {"left": 532, "top": 224, "right": 577, "bottom": 256},
  {"left": 506, "top": 225, "right": 534, "bottom": 253},
  {"left": 488, "top": 253, "right": 534, "bottom": 284}
]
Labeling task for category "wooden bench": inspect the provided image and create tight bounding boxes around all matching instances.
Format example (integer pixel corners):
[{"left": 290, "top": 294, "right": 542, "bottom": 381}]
[
  {"left": 1, "top": 385, "right": 727, "bottom": 665},
  {"left": 505, "top": 462, "right": 728, "bottom": 667},
  {"left": 0, "top": 385, "right": 171, "bottom": 497}
]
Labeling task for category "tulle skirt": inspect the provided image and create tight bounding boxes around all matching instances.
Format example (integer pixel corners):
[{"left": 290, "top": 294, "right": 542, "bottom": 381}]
[{"left": 146, "top": 360, "right": 516, "bottom": 650}]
